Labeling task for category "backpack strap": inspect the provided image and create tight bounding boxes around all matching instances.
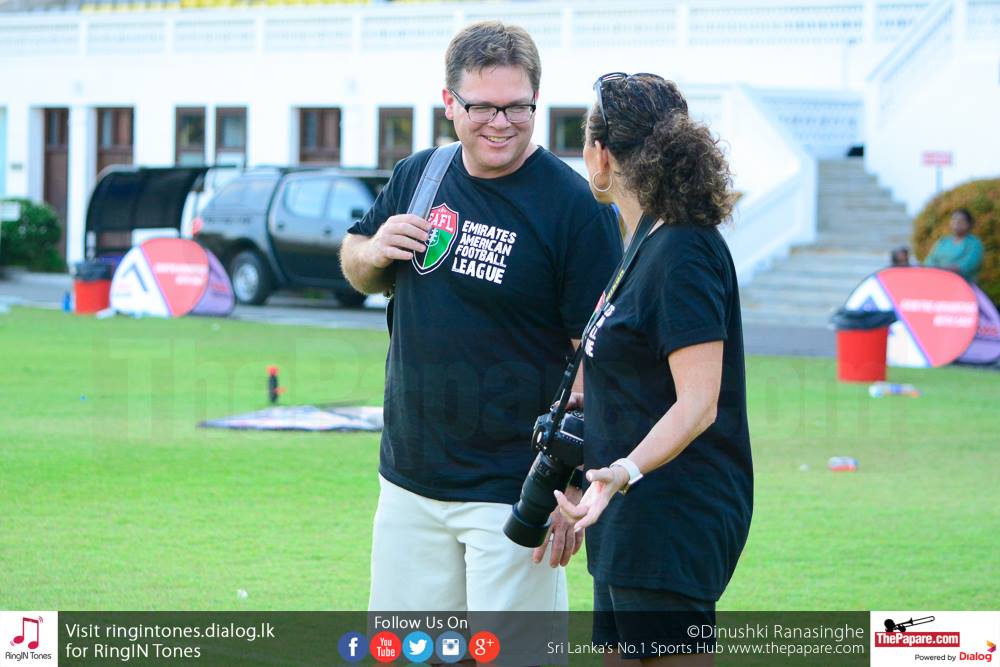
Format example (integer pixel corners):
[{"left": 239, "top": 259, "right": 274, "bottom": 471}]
[
  {"left": 407, "top": 141, "right": 460, "bottom": 218},
  {"left": 385, "top": 141, "right": 461, "bottom": 334}
]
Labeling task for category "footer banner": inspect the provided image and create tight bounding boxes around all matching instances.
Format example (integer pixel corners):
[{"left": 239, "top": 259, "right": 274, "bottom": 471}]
[{"left": 0, "top": 610, "right": 996, "bottom": 665}]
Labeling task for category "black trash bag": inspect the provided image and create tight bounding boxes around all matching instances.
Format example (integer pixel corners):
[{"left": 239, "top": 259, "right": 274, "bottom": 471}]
[
  {"left": 830, "top": 308, "right": 897, "bottom": 330},
  {"left": 75, "top": 260, "right": 113, "bottom": 282}
]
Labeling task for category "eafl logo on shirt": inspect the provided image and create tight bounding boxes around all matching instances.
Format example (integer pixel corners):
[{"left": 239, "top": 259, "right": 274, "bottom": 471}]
[{"left": 413, "top": 203, "right": 460, "bottom": 275}]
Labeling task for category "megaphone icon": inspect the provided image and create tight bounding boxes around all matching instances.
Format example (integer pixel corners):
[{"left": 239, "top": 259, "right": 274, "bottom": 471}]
[{"left": 884, "top": 616, "right": 935, "bottom": 632}]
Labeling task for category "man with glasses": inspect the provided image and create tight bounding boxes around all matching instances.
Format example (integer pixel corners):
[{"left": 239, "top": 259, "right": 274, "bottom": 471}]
[{"left": 341, "top": 21, "right": 620, "bottom": 614}]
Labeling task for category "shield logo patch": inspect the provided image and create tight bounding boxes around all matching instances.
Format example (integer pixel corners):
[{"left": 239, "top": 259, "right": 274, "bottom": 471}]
[{"left": 413, "top": 203, "right": 460, "bottom": 275}]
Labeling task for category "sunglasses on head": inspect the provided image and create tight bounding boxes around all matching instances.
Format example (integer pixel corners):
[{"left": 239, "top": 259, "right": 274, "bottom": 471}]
[{"left": 593, "top": 72, "right": 662, "bottom": 135}]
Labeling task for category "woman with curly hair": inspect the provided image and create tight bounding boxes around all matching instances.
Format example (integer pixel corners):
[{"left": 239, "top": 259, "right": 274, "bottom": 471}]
[{"left": 555, "top": 73, "right": 753, "bottom": 665}]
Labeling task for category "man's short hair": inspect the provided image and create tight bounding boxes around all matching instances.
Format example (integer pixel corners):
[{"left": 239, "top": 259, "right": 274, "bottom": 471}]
[{"left": 445, "top": 21, "right": 541, "bottom": 94}]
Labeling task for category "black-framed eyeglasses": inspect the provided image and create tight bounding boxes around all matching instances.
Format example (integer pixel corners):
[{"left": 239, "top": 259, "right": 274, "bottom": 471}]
[
  {"left": 449, "top": 89, "right": 536, "bottom": 124},
  {"left": 593, "top": 72, "right": 660, "bottom": 135}
]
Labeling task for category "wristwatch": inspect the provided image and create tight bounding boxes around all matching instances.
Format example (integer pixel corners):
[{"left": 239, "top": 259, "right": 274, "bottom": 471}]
[{"left": 610, "top": 458, "right": 643, "bottom": 494}]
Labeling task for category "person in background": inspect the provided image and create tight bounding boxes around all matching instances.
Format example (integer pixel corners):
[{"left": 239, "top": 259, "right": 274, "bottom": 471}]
[
  {"left": 890, "top": 246, "right": 912, "bottom": 267},
  {"left": 924, "top": 208, "right": 984, "bottom": 283}
]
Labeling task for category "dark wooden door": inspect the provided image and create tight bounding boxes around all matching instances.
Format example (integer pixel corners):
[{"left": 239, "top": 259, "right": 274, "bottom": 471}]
[
  {"left": 432, "top": 107, "right": 458, "bottom": 146},
  {"left": 299, "top": 108, "right": 341, "bottom": 165},
  {"left": 43, "top": 108, "right": 69, "bottom": 259},
  {"left": 96, "top": 108, "right": 133, "bottom": 175},
  {"left": 378, "top": 107, "right": 413, "bottom": 169}
]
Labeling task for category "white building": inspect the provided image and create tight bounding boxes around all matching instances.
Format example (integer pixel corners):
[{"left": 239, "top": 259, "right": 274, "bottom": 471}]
[{"left": 1, "top": 0, "right": 998, "bottom": 282}]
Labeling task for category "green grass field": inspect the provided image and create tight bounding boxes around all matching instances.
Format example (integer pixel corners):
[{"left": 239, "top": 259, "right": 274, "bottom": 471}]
[{"left": 1, "top": 307, "right": 997, "bottom": 611}]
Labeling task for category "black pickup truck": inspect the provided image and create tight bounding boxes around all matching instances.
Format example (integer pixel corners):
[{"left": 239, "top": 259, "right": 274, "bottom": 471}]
[{"left": 194, "top": 167, "right": 389, "bottom": 306}]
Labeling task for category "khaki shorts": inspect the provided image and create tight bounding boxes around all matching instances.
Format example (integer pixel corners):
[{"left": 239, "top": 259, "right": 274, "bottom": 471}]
[{"left": 368, "top": 475, "right": 568, "bottom": 612}]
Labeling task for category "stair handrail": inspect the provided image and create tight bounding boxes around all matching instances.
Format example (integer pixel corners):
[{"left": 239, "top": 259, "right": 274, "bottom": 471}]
[
  {"left": 867, "top": 0, "right": 955, "bottom": 119},
  {"left": 723, "top": 85, "right": 817, "bottom": 281}
]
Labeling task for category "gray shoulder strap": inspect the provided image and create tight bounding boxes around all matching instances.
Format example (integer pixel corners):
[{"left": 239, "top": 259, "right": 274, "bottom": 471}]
[{"left": 406, "top": 141, "right": 460, "bottom": 218}]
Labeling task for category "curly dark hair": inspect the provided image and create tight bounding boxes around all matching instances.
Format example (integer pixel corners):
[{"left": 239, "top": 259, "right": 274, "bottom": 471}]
[{"left": 587, "top": 75, "right": 734, "bottom": 227}]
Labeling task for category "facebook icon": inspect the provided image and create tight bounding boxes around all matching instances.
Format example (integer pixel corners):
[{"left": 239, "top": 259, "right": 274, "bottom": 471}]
[{"left": 338, "top": 632, "right": 367, "bottom": 663}]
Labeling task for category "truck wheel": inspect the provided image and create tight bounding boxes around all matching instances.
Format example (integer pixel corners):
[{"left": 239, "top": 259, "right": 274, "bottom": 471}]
[
  {"left": 230, "top": 250, "right": 272, "bottom": 305},
  {"left": 334, "top": 288, "right": 367, "bottom": 308}
]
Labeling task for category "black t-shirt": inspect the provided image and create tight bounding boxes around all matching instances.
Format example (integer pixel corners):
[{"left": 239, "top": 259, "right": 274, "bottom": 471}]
[
  {"left": 349, "top": 146, "right": 621, "bottom": 503},
  {"left": 582, "top": 224, "right": 753, "bottom": 601}
]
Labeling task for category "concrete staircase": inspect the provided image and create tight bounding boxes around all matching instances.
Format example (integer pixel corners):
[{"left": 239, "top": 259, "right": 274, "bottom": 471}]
[{"left": 740, "top": 158, "right": 912, "bottom": 327}]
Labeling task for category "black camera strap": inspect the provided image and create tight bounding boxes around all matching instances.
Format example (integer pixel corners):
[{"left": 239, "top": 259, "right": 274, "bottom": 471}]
[{"left": 549, "top": 212, "right": 657, "bottom": 422}]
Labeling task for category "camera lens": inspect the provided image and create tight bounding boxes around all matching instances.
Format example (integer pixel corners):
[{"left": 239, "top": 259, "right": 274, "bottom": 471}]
[{"left": 503, "top": 452, "right": 574, "bottom": 547}]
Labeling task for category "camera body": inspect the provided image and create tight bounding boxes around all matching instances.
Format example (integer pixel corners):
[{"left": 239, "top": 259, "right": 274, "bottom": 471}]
[
  {"left": 532, "top": 410, "right": 585, "bottom": 467},
  {"left": 503, "top": 410, "right": 585, "bottom": 547}
]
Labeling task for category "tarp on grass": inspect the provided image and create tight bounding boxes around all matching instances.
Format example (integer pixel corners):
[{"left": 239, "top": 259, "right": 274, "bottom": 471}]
[{"left": 199, "top": 405, "right": 383, "bottom": 432}]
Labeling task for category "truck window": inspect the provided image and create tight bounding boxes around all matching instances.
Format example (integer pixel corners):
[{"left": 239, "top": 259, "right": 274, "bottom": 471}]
[
  {"left": 283, "top": 179, "right": 329, "bottom": 219},
  {"left": 326, "top": 179, "right": 373, "bottom": 222},
  {"left": 211, "top": 176, "right": 277, "bottom": 208},
  {"left": 211, "top": 181, "right": 252, "bottom": 208},
  {"left": 244, "top": 178, "right": 278, "bottom": 208}
]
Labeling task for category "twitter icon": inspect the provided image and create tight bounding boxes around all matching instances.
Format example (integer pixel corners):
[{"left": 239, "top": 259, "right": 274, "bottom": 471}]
[{"left": 402, "top": 631, "right": 434, "bottom": 664}]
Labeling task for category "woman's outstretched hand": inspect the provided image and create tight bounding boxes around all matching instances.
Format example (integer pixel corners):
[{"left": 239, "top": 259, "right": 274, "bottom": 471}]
[{"left": 553, "top": 466, "right": 627, "bottom": 531}]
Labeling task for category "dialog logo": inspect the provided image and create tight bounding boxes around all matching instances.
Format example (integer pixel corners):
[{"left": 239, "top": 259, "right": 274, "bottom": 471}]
[
  {"left": 402, "top": 631, "right": 433, "bottom": 663},
  {"left": 337, "top": 631, "right": 367, "bottom": 663},
  {"left": 435, "top": 631, "right": 466, "bottom": 663},
  {"left": 370, "top": 631, "right": 402, "bottom": 663},
  {"left": 987, "top": 641, "right": 996, "bottom": 653}
]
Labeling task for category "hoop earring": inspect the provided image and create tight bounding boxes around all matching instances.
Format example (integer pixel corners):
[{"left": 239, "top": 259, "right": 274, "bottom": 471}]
[{"left": 591, "top": 171, "right": 613, "bottom": 193}]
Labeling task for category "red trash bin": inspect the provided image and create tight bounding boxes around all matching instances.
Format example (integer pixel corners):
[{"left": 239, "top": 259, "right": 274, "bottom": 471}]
[
  {"left": 74, "top": 261, "right": 113, "bottom": 314},
  {"left": 831, "top": 309, "right": 897, "bottom": 383}
]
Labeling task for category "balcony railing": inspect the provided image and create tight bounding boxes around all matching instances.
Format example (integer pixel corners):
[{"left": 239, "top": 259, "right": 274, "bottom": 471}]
[{"left": 2, "top": 0, "right": 994, "bottom": 58}]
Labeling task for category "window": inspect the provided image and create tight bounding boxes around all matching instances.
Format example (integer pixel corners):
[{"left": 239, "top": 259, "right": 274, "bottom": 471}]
[
  {"left": 243, "top": 178, "right": 278, "bottom": 208},
  {"left": 211, "top": 181, "right": 251, "bottom": 208},
  {"left": 215, "top": 107, "right": 247, "bottom": 168},
  {"left": 210, "top": 176, "right": 278, "bottom": 209},
  {"left": 299, "top": 108, "right": 340, "bottom": 165},
  {"left": 283, "top": 179, "right": 330, "bottom": 218},
  {"left": 432, "top": 107, "right": 459, "bottom": 146},
  {"left": 96, "top": 107, "right": 133, "bottom": 175},
  {"left": 378, "top": 107, "right": 413, "bottom": 169},
  {"left": 45, "top": 108, "right": 68, "bottom": 148},
  {"left": 176, "top": 107, "right": 206, "bottom": 166},
  {"left": 326, "top": 179, "right": 373, "bottom": 222},
  {"left": 98, "top": 108, "right": 131, "bottom": 149},
  {"left": 549, "top": 107, "right": 587, "bottom": 157}
]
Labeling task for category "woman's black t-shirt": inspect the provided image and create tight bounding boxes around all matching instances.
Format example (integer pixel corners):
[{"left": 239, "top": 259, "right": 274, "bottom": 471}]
[{"left": 582, "top": 223, "right": 753, "bottom": 601}]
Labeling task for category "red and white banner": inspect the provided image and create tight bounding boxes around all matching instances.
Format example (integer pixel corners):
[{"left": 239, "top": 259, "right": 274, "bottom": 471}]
[
  {"left": 921, "top": 151, "right": 953, "bottom": 167},
  {"left": 844, "top": 267, "right": 979, "bottom": 368},
  {"left": 110, "top": 238, "right": 234, "bottom": 318}
]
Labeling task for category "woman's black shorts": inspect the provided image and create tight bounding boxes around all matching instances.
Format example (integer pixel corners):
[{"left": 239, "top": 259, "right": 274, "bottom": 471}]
[{"left": 592, "top": 580, "right": 717, "bottom": 660}]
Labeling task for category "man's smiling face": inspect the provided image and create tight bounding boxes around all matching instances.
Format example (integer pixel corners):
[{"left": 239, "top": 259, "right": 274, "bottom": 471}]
[{"left": 444, "top": 65, "right": 537, "bottom": 179}]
